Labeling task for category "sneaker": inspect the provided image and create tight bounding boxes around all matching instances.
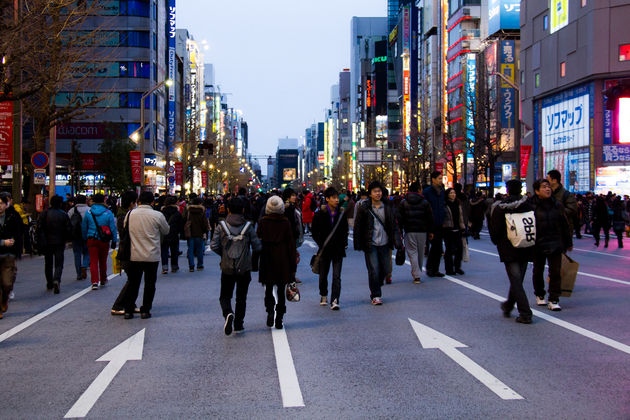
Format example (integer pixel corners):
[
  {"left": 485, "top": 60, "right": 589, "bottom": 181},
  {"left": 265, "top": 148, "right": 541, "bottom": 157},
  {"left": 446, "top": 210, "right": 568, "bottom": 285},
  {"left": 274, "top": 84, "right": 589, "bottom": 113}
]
[
  {"left": 110, "top": 308, "right": 125, "bottom": 316},
  {"left": 535, "top": 296, "right": 547, "bottom": 306},
  {"left": 162, "top": 268, "right": 168, "bottom": 275},
  {"left": 275, "top": 316, "right": 283, "bottom": 329},
  {"left": 515, "top": 315, "right": 533, "bottom": 324},
  {"left": 500, "top": 302, "right": 512, "bottom": 318},
  {"left": 413, "top": 278, "right": 422, "bottom": 284},
  {"left": 224, "top": 313, "right": 234, "bottom": 335},
  {"left": 234, "top": 324, "right": 244, "bottom": 333},
  {"left": 189, "top": 267, "right": 195, "bottom": 272},
  {"left": 427, "top": 271, "right": 445, "bottom": 278},
  {"left": 330, "top": 299, "right": 340, "bottom": 310},
  {"left": 197, "top": 266, "right": 204, "bottom": 271},
  {"left": 140, "top": 312, "right": 151, "bottom": 319},
  {"left": 320, "top": 296, "right": 327, "bottom": 306},
  {"left": 91, "top": 283, "right": 99, "bottom": 290},
  {"left": 100, "top": 279, "right": 107, "bottom": 287},
  {"left": 171, "top": 267, "right": 179, "bottom": 273},
  {"left": 8, "top": 291, "right": 14, "bottom": 300},
  {"left": 371, "top": 297, "right": 383, "bottom": 305},
  {"left": 123, "top": 312, "right": 133, "bottom": 320},
  {"left": 385, "top": 277, "right": 392, "bottom": 284},
  {"left": 547, "top": 301, "right": 562, "bottom": 311}
]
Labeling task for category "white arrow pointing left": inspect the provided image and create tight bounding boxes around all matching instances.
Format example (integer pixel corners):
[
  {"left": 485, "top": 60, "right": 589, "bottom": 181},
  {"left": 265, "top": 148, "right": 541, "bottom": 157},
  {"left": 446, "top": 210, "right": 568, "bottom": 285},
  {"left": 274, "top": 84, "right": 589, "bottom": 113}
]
[{"left": 65, "top": 329, "right": 146, "bottom": 418}]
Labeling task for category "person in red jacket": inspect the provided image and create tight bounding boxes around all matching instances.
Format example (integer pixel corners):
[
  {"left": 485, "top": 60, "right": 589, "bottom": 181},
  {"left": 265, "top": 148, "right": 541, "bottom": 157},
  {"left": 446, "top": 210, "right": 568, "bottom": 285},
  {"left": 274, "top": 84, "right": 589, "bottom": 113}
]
[{"left": 301, "top": 190, "right": 315, "bottom": 234}]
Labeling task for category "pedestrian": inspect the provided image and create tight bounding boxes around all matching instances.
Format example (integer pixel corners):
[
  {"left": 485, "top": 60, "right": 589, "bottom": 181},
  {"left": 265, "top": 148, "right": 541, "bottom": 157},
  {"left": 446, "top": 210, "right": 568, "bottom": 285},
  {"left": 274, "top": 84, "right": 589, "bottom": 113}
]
[
  {"left": 489, "top": 179, "right": 535, "bottom": 324},
  {"left": 211, "top": 198, "right": 261, "bottom": 335},
  {"left": 353, "top": 181, "right": 401, "bottom": 305},
  {"left": 529, "top": 179, "right": 573, "bottom": 311},
  {"left": 301, "top": 189, "right": 315, "bottom": 234},
  {"left": 38, "top": 195, "right": 71, "bottom": 294},
  {"left": 611, "top": 196, "right": 628, "bottom": 248},
  {"left": 82, "top": 193, "right": 117, "bottom": 290},
  {"left": 67, "top": 194, "right": 90, "bottom": 281},
  {"left": 0, "top": 194, "right": 22, "bottom": 319},
  {"left": 398, "top": 181, "right": 434, "bottom": 284},
  {"left": 423, "top": 171, "right": 447, "bottom": 277},
  {"left": 469, "top": 191, "right": 486, "bottom": 240},
  {"left": 111, "top": 191, "right": 138, "bottom": 316},
  {"left": 256, "top": 195, "right": 296, "bottom": 329},
  {"left": 184, "top": 197, "right": 209, "bottom": 272},
  {"left": 591, "top": 195, "right": 611, "bottom": 247},
  {"left": 547, "top": 169, "right": 578, "bottom": 237},
  {"left": 311, "top": 187, "right": 348, "bottom": 310},
  {"left": 443, "top": 187, "right": 466, "bottom": 275},
  {"left": 121, "top": 191, "right": 169, "bottom": 319},
  {"left": 161, "top": 196, "right": 184, "bottom": 274}
]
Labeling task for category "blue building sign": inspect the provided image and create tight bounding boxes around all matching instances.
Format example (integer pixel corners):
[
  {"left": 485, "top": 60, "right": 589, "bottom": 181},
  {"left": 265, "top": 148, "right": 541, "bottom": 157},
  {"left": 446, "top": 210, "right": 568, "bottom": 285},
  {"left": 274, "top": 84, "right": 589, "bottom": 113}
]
[
  {"left": 488, "top": 0, "right": 520, "bottom": 36},
  {"left": 167, "top": 0, "right": 176, "bottom": 146}
]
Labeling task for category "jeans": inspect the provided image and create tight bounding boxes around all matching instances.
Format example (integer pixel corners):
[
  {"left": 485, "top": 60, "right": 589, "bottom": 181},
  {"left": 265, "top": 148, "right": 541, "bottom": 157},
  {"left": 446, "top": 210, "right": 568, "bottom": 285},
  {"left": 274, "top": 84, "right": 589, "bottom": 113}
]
[
  {"left": 318, "top": 254, "right": 343, "bottom": 302},
  {"left": 405, "top": 232, "right": 427, "bottom": 280},
  {"left": 87, "top": 239, "right": 109, "bottom": 285},
  {"left": 0, "top": 255, "right": 16, "bottom": 307},
  {"left": 504, "top": 261, "right": 532, "bottom": 317},
  {"left": 72, "top": 240, "right": 90, "bottom": 278},
  {"left": 123, "top": 261, "right": 159, "bottom": 314},
  {"left": 44, "top": 245, "right": 65, "bottom": 286},
  {"left": 532, "top": 251, "right": 562, "bottom": 302},
  {"left": 161, "top": 239, "right": 180, "bottom": 269},
  {"left": 364, "top": 245, "right": 389, "bottom": 299},
  {"left": 443, "top": 230, "right": 463, "bottom": 273},
  {"left": 426, "top": 228, "right": 444, "bottom": 274},
  {"left": 187, "top": 237, "right": 205, "bottom": 268},
  {"left": 219, "top": 272, "right": 252, "bottom": 327}
]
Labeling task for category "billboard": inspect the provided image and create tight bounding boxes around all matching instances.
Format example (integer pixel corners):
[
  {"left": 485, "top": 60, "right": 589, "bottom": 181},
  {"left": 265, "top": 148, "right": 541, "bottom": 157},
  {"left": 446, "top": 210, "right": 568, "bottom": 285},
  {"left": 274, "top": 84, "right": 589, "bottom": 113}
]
[
  {"left": 550, "top": 0, "right": 569, "bottom": 34},
  {"left": 488, "top": 0, "right": 520, "bottom": 35},
  {"left": 283, "top": 168, "right": 296, "bottom": 181},
  {"left": 167, "top": 0, "right": 176, "bottom": 146},
  {"left": 542, "top": 93, "right": 589, "bottom": 152},
  {"left": 500, "top": 40, "right": 516, "bottom": 131},
  {"left": 0, "top": 102, "right": 13, "bottom": 165}
]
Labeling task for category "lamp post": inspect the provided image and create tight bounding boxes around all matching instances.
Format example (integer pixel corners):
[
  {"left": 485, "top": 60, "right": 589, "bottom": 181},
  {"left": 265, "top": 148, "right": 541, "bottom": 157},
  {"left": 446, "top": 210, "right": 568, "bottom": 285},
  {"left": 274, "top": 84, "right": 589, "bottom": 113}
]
[
  {"left": 492, "top": 72, "right": 521, "bottom": 182},
  {"left": 130, "top": 79, "right": 173, "bottom": 189}
]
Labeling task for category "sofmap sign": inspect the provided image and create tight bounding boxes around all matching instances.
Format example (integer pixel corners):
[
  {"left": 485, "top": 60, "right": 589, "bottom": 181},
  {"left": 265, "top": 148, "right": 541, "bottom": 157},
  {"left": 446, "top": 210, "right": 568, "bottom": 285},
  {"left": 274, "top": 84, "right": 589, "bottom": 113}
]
[
  {"left": 167, "top": 0, "right": 176, "bottom": 146},
  {"left": 488, "top": 0, "right": 520, "bottom": 35},
  {"left": 542, "top": 93, "right": 590, "bottom": 152}
]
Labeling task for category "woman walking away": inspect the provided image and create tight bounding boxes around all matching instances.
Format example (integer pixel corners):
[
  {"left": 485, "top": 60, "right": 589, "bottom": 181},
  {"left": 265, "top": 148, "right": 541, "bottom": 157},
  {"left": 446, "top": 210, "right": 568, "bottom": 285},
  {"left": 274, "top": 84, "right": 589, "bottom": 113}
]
[
  {"left": 591, "top": 196, "right": 611, "bottom": 247},
  {"left": 257, "top": 196, "right": 296, "bottom": 329},
  {"left": 611, "top": 196, "right": 628, "bottom": 248},
  {"left": 443, "top": 188, "right": 466, "bottom": 275}
]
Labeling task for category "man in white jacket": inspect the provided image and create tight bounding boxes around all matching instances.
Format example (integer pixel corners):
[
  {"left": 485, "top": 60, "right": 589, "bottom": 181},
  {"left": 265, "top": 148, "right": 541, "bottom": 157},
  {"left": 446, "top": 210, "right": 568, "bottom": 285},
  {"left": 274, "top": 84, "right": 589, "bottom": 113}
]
[{"left": 122, "top": 191, "right": 169, "bottom": 319}]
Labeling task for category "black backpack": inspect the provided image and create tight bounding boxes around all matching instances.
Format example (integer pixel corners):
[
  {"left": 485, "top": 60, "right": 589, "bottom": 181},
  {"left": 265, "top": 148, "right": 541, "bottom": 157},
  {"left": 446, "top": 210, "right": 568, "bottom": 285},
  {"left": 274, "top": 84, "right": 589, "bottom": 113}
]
[{"left": 70, "top": 207, "right": 83, "bottom": 240}]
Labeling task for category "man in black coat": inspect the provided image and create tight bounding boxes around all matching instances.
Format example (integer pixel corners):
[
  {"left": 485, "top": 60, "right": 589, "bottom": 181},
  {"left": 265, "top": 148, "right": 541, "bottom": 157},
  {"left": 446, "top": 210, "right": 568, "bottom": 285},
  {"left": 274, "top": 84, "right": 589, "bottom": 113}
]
[
  {"left": 423, "top": 171, "right": 447, "bottom": 277},
  {"left": 0, "top": 194, "right": 23, "bottom": 319},
  {"left": 398, "top": 181, "right": 434, "bottom": 284},
  {"left": 489, "top": 179, "right": 535, "bottom": 324},
  {"left": 312, "top": 187, "right": 348, "bottom": 310},
  {"left": 38, "top": 195, "right": 71, "bottom": 294}
]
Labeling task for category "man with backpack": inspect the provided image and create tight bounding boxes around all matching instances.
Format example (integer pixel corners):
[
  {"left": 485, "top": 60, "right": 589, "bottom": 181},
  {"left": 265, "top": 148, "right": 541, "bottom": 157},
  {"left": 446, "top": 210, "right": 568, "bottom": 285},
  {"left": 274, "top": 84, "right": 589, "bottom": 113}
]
[
  {"left": 67, "top": 195, "right": 90, "bottom": 281},
  {"left": 210, "top": 198, "right": 261, "bottom": 335},
  {"left": 82, "top": 193, "right": 118, "bottom": 290}
]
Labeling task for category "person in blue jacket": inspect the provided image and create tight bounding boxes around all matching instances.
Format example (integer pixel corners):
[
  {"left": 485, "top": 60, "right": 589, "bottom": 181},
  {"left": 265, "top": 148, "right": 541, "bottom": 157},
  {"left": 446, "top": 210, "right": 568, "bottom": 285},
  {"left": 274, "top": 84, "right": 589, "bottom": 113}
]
[{"left": 82, "top": 194, "right": 118, "bottom": 290}]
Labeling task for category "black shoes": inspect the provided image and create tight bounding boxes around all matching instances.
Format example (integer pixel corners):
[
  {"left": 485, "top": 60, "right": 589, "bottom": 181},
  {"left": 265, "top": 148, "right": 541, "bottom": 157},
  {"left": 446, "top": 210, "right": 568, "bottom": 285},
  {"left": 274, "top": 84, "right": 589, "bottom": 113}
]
[
  {"left": 427, "top": 271, "right": 445, "bottom": 278},
  {"left": 140, "top": 312, "right": 151, "bottom": 319},
  {"left": 124, "top": 313, "right": 134, "bottom": 320},
  {"left": 501, "top": 302, "right": 513, "bottom": 318},
  {"left": 53, "top": 282, "right": 60, "bottom": 295},
  {"left": 275, "top": 317, "right": 283, "bottom": 330},
  {"left": 266, "top": 312, "right": 274, "bottom": 327},
  {"left": 515, "top": 315, "right": 532, "bottom": 324},
  {"left": 455, "top": 269, "right": 465, "bottom": 275},
  {"left": 224, "top": 313, "right": 234, "bottom": 335}
]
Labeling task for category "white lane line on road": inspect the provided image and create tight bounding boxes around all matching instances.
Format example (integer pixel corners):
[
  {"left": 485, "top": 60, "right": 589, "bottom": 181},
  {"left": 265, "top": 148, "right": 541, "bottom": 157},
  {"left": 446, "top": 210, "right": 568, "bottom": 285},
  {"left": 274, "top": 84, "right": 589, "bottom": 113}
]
[
  {"left": 571, "top": 247, "right": 630, "bottom": 260},
  {"left": 0, "top": 273, "right": 119, "bottom": 344},
  {"left": 469, "top": 247, "right": 630, "bottom": 286},
  {"left": 304, "top": 239, "right": 317, "bottom": 249}
]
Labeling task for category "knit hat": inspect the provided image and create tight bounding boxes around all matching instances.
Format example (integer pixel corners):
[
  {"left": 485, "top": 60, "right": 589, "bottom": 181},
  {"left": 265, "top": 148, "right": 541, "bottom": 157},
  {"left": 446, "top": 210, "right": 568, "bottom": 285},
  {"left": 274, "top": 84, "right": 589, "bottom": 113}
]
[{"left": 265, "top": 195, "right": 285, "bottom": 215}]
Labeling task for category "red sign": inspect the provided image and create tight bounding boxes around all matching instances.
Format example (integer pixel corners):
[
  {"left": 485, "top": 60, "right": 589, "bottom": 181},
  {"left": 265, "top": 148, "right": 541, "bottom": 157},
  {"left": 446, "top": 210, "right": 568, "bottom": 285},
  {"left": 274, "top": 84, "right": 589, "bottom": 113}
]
[
  {"left": 130, "top": 151, "right": 142, "bottom": 183},
  {"left": 520, "top": 145, "right": 532, "bottom": 178},
  {"left": 175, "top": 162, "right": 183, "bottom": 186},
  {"left": 435, "top": 162, "right": 444, "bottom": 174},
  {"left": 201, "top": 170, "right": 207, "bottom": 189},
  {"left": 0, "top": 102, "right": 13, "bottom": 165},
  {"left": 36, "top": 194, "right": 44, "bottom": 213}
]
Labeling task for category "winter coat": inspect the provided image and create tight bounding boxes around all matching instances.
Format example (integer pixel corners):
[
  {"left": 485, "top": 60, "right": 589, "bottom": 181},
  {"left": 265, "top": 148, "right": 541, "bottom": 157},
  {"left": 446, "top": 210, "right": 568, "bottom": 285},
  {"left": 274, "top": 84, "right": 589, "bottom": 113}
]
[
  {"left": 256, "top": 213, "right": 296, "bottom": 286},
  {"left": 82, "top": 204, "right": 117, "bottom": 243},
  {"left": 162, "top": 205, "right": 184, "bottom": 242},
  {"left": 611, "top": 200, "right": 629, "bottom": 232},
  {"left": 423, "top": 185, "right": 446, "bottom": 227},
  {"left": 529, "top": 195, "right": 572, "bottom": 255},
  {"left": 311, "top": 205, "right": 349, "bottom": 259},
  {"left": 128, "top": 205, "right": 170, "bottom": 262},
  {"left": 301, "top": 193, "right": 315, "bottom": 224},
  {"left": 41, "top": 208, "right": 71, "bottom": 246},
  {"left": 591, "top": 198, "right": 611, "bottom": 228},
  {"left": 489, "top": 195, "right": 535, "bottom": 262},
  {"left": 284, "top": 202, "right": 304, "bottom": 247},
  {"left": 398, "top": 192, "right": 434, "bottom": 234},
  {"left": 0, "top": 207, "right": 24, "bottom": 256},
  {"left": 552, "top": 184, "right": 578, "bottom": 233},
  {"left": 353, "top": 200, "right": 401, "bottom": 252},
  {"left": 469, "top": 197, "right": 487, "bottom": 223},
  {"left": 443, "top": 199, "right": 466, "bottom": 231},
  {"left": 210, "top": 213, "right": 262, "bottom": 275},
  {"left": 184, "top": 204, "right": 209, "bottom": 239}
]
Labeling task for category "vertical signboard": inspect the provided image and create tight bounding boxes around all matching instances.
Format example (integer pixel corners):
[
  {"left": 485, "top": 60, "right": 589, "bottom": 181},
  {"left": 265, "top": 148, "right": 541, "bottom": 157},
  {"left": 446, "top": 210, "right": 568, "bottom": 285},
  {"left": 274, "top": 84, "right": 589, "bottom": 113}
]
[
  {"left": 550, "top": 0, "right": 568, "bottom": 34},
  {"left": 175, "top": 161, "right": 183, "bottom": 186},
  {"left": 0, "top": 102, "right": 13, "bottom": 165},
  {"left": 402, "top": 6, "right": 411, "bottom": 150},
  {"left": 465, "top": 54, "right": 477, "bottom": 147},
  {"left": 130, "top": 151, "right": 142, "bottom": 184},
  {"left": 167, "top": 0, "right": 176, "bottom": 146},
  {"left": 500, "top": 40, "right": 516, "bottom": 131},
  {"left": 201, "top": 170, "right": 207, "bottom": 189}
]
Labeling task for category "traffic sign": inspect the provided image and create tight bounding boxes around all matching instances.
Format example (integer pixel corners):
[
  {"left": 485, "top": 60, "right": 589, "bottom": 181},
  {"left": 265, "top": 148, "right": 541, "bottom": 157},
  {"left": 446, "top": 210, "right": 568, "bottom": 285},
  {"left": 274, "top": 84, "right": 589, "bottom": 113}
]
[
  {"left": 33, "top": 169, "right": 46, "bottom": 185},
  {"left": 168, "top": 176, "right": 175, "bottom": 184},
  {"left": 31, "top": 152, "right": 49, "bottom": 169},
  {"left": 167, "top": 166, "right": 175, "bottom": 174}
]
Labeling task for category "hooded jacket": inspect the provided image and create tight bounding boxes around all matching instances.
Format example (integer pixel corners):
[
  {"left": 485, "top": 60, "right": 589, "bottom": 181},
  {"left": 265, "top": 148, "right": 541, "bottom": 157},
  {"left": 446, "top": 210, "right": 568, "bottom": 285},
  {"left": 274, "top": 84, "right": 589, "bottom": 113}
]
[
  {"left": 184, "top": 204, "right": 209, "bottom": 239},
  {"left": 529, "top": 195, "right": 572, "bottom": 255},
  {"left": 398, "top": 192, "right": 434, "bottom": 234},
  {"left": 256, "top": 213, "right": 296, "bottom": 286},
  {"left": 82, "top": 204, "right": 117, "bottom": 243},
  {"left": 210, "top": 213, "right": 262, "bottom": 275},
  {"left": 489, "top": 195, "right": 535, "bottom": 262}
]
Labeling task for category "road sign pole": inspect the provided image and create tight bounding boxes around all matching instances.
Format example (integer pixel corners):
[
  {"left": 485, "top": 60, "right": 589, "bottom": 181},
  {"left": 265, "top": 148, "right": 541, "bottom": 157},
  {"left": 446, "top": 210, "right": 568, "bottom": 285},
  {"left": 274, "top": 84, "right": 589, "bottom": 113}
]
[{"left": 49, "top": 126, "right": 56, "bottom": 202}]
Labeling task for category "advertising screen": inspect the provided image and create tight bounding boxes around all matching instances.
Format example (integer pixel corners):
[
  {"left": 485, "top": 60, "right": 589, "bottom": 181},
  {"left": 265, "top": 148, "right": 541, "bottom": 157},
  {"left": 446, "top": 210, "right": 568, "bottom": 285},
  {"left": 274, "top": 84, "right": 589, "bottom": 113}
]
[
  {"left": 619, "top": 98, "right": 630, "bottom": 143},
  {"left": 488, "top": 0, "right": 520, "bottom": 35},
  {"left": 595, "top": 166, "right": 630, "bottom": 196},
  {"left": 283, "top": 168, "right": 296, "bottom": 181},
  {"left": 541, "top": 93, "right": 589, "bottom": 152},
  {"left": 550, "top": 0, "right": 568, "bottom": 34}
]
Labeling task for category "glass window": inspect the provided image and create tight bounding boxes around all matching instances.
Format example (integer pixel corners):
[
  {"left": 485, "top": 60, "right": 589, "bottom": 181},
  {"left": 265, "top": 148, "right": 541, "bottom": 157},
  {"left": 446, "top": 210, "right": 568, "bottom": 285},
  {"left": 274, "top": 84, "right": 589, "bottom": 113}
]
[
  {"left": 620, "top": 44, "right": 630, "bottom": 62},
  {"left": 581, "top": 0, "right": 587, "bottom": 7},
  {"left": 119, "top": 61, "right": 150, "bottom": 78},
  {"left": 543, "top": 15, "right": 549, "bottom": 31},
  {"left": 120, "top": 31, "right": 150, "bottom": 48},
  {"left": 535, "top": 73, "right": 540, "bottom": 88},
  {"left": 119, "top": 92, "right": 150, "bottom": 108},
  {"left": 121, "top": 0, "right": 150, "bottom": 17},
  {"left": 560, "top": 62, "right": 566, "bottom": 77}
]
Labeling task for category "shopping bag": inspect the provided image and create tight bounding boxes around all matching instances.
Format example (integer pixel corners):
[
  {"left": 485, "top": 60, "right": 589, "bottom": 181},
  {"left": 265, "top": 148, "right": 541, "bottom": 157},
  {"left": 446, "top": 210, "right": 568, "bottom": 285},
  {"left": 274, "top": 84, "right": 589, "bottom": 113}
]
[
  {"left": 286, "top": 282, "right": 300, "bottom": 302},
  {"left": 462, "top": 237, "right": 470, "bottom": 262},
  {"left": 395, "top": 247, "right": 406, "bottom": 266},
  {"left": 560, "top": 253, "right": 579, "bottom": 297},
  {"left": 112, "top": 249, "right": 120, "bottom": 274}
]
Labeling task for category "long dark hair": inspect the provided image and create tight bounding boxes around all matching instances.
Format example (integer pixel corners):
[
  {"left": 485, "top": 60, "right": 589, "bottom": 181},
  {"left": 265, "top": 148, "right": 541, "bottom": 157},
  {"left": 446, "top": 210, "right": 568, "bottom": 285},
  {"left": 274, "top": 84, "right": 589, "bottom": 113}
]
[{"left": 445, "top": 188, "right": 459, "bottom": 204}]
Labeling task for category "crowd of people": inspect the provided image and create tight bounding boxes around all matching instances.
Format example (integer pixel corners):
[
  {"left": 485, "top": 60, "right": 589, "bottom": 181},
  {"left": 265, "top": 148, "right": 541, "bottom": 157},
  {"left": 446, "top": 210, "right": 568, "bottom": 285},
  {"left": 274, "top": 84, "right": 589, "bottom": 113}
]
[{"left": 0, "top": 169, "right": 627, "bottom": 329}]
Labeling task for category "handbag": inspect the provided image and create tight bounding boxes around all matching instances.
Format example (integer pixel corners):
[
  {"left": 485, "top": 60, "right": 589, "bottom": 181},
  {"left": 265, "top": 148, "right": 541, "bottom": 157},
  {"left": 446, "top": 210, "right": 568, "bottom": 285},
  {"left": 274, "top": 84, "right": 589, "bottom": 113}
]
[
  {"left": 90, "top": 211, "right": 113, "bottom": 242},
  {"left": 286, "top": 282, "right": 300, "bottom": 302},
  {"left": 310, "top": 209, "right": 345, "bottom": 275},
  {"left": 117, "top": 210, "right": 132, "bottom": 263},
  {"left": 395, "top": 247, "right": 406, "bottom": 265},
  {"left": 462, "top": 236, "right": 470, "bottom": 262}
]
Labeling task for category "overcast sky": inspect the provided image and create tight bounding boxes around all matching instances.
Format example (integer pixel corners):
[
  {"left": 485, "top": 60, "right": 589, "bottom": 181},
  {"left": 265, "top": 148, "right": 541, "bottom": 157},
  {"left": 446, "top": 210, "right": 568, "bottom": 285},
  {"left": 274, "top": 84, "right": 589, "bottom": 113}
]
[{"left": 177, "top": 0, "right": 386, "bottom": 162}]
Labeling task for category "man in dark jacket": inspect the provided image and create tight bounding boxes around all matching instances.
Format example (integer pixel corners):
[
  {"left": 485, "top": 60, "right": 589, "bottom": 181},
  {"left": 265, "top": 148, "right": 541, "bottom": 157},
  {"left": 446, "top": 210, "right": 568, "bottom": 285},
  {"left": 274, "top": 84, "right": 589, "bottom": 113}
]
[
  {"left": 547, "top": 169, "right": 578, "bottom": 236},
  {"left": 490, "top": 179, "right": 535, "bottom": 324},
  {"left": 39, "top": 195, "right": 71, "bottom": 294},
  {"left": 423, "top": 171, "right": 446, "bottom": 277},
  {"left": 398, "top": 181, "right": 434, "bottom": 284},
  {"left": 312, "top": 187, "right": 348, "bottom": 310},
  {"left": 353, "top": 181, "right": 401, "bottom": 305},
  {"left": 161, "top": 196, "right": 184, "bottom": 274},
  {"left": 184, "top": 198, "right": 209, "bottom": 271},
  {"left": 530, "top": 179, "right": 573, "bottom": 311},
  {"left": 0, "top": 194, "right": 23, "bottom": 318}
]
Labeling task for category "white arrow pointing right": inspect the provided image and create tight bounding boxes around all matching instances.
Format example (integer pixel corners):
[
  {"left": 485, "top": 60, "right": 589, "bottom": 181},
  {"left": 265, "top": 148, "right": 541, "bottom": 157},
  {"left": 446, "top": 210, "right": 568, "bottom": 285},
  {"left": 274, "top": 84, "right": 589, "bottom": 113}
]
[{"left": 409, "top": 319, "right": 523, "bottom": 400}]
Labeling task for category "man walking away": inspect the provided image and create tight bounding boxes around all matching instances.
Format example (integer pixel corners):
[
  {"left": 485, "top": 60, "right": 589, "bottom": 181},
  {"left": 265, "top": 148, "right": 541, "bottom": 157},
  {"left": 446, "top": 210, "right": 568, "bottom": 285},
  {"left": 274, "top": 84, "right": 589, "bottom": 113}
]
[
  {"left": 184, "top": 197, "right": 209, "bottom": 272},
  {"left": 68, "top": 195, "right": 90, "bottom": 281},
  {"left": 490, "top": 180, "right": 535, "bottom": 324},
  {"left": 530, "top": 179, "right": 573, "bottom": 311},
  {"left": 211, "top": 198, "right": 261, "bottom": 335},
  {"left": 398, "top": 181, "right": 434, "bottom": 284},
  {"left": 547, "top": 169, "right": 578, "bottom": 238},
  {"left": 311, "top": 187, "right": 348, "bottom": 310},
  {"left": 423, "top": 171, "right": 446, "bottom": 277},
  {"left": 121, "top": 191, "right": 169, "bottom": 319},
  {"left": 161, "top": 196, "right": 184, "bottom": 274},
  {"left": 39, "top": 195, "right": 71, "bottom": 294},
  {"left": 82, "top": 194, "right": 117, "bottom": 290},
  {"left": 0, "top": 194, "right": 22, "bottom": 319}
]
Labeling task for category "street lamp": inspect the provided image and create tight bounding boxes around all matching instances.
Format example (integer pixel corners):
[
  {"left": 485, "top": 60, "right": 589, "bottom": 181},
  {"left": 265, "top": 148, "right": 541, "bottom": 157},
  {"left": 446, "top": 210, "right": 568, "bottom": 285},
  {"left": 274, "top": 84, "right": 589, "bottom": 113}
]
[
  {"left": 129, "top": 78, "right": 173, "bottom": 188},
  {"left": 491, "top": 72, "right": 521, "bottom": 181}
]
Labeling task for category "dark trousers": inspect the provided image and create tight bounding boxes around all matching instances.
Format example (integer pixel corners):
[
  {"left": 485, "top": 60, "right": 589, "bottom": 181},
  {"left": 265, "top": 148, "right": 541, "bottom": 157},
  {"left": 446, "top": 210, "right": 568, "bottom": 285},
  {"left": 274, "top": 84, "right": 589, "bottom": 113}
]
[
  {"left": 219, "top": 272, "right": 251, "bottom": 327},
  {"left": 504, "top": 261, "right": 532, "bottom": 317},
  {"left": 470, "top": 217, "right": 483, "bottom": 238},
  {"left": 364, "top": 245, "right": 389, "bottom": 299},
  {"left": 123, "top": 261, "right": 159, "bottom": 314},
  {"left": 592, "top": 222, "right": 610, "bottom": 244},
  {"left": 318, "top": 255, "right": 342, "bottom": 302},
  {"left": 443, "top": 230, "right": 463, "bottom": 273},
  {"left": 161, "top": 239, "right": 180, "bottom": 269},
  {"left": 532, "top": 251, "right": 562, "bottom": 302},
  {"left": 264, "top": 284, "right": 286, "bottom": 316},
  {"left": 112, "top": 280, "right": 129, "bottom": 311},
  {"left": 426, "top": 228, "right": 444, "bottom": 274},
  {"left": 44, "top": 245, "right": 65, "bottom": 286},
  {"left": 0, "top": 255, "right": 16, "bottom": 307}
]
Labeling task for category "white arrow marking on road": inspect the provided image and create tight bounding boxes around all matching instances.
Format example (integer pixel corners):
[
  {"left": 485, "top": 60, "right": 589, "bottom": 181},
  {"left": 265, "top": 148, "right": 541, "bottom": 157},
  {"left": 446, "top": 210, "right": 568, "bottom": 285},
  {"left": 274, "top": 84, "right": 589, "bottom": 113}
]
[
  {"left": 408, "top": 319, "right": 523, "bottom": 400},
  {"left": 64, "top": 329, "right": 146, "bottom": 418}
]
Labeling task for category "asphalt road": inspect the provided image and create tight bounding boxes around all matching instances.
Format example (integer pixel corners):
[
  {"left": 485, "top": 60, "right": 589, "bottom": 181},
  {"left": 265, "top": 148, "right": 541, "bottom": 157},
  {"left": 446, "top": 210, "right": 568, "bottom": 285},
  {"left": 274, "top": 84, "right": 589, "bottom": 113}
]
[{"left": 1, "top": 230, "right": 629, "bottom": 419}]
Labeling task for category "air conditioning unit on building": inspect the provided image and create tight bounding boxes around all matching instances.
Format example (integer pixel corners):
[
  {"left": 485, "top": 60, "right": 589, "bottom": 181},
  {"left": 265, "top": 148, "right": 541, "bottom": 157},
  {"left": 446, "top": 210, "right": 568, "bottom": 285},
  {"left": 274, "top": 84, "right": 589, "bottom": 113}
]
[{"left": 463, "top": 8, "right": 470, "bottom": 16}]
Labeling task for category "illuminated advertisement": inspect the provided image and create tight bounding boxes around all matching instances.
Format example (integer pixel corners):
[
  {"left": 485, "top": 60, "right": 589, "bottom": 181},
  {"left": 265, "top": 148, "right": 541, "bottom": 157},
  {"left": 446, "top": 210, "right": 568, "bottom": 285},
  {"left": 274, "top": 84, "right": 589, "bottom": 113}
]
[
  {"left": 376, "top": 115, "right": 388, "bottom": 139},
  {"left": 603, "top": 145, "right": 630, "bottom": 163},
  {"left": 619, "top": 98, "right": 630, "bottom": 143},
  {"left": 402, "top": 7, "right": 410, "bottom": 56},
  {"left": 545, "top": 148, "right": 590, "bottom": 193},
  {"left": 488, "top": 0, "right": 520, "bottom": 35},
  {"left": 500, "top": 41, "right": 516, "bottom": 130},
  {"left": 167, "top": 0, "right": 176, "bottom": 146},
  {"left": 283, "top": 168, "right": 296, "bottom": 181},
  {"left": 542, "top": 93, "right": 589, "bottom": 152},
  {"left": 550, "top": 0, "right": 568, "bottom": 34},
  {"left": 465, "top": 54, "right": 476, "bottom": 145},
  {"left": 595, "top": 166, "right": 630, "bottom": 196}
]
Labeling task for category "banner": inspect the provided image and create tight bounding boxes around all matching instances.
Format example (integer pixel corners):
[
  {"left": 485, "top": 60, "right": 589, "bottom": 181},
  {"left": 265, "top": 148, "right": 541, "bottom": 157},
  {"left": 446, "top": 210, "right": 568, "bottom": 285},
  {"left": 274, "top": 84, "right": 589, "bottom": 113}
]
[
  {"left": 130, "top": 151, "right": 142, "bottom": 184},
  {"left": 0, "top": 101, "right": 14, "bottom": 165},
  {"left": 201, "top": 170, "right": 207, "bottom": 189},
  {"left": 520, "top": 145, "right": 532, "bottom": 178},
  {"left": 175, "top": 161, "right": 183, "bottom": 186}
]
